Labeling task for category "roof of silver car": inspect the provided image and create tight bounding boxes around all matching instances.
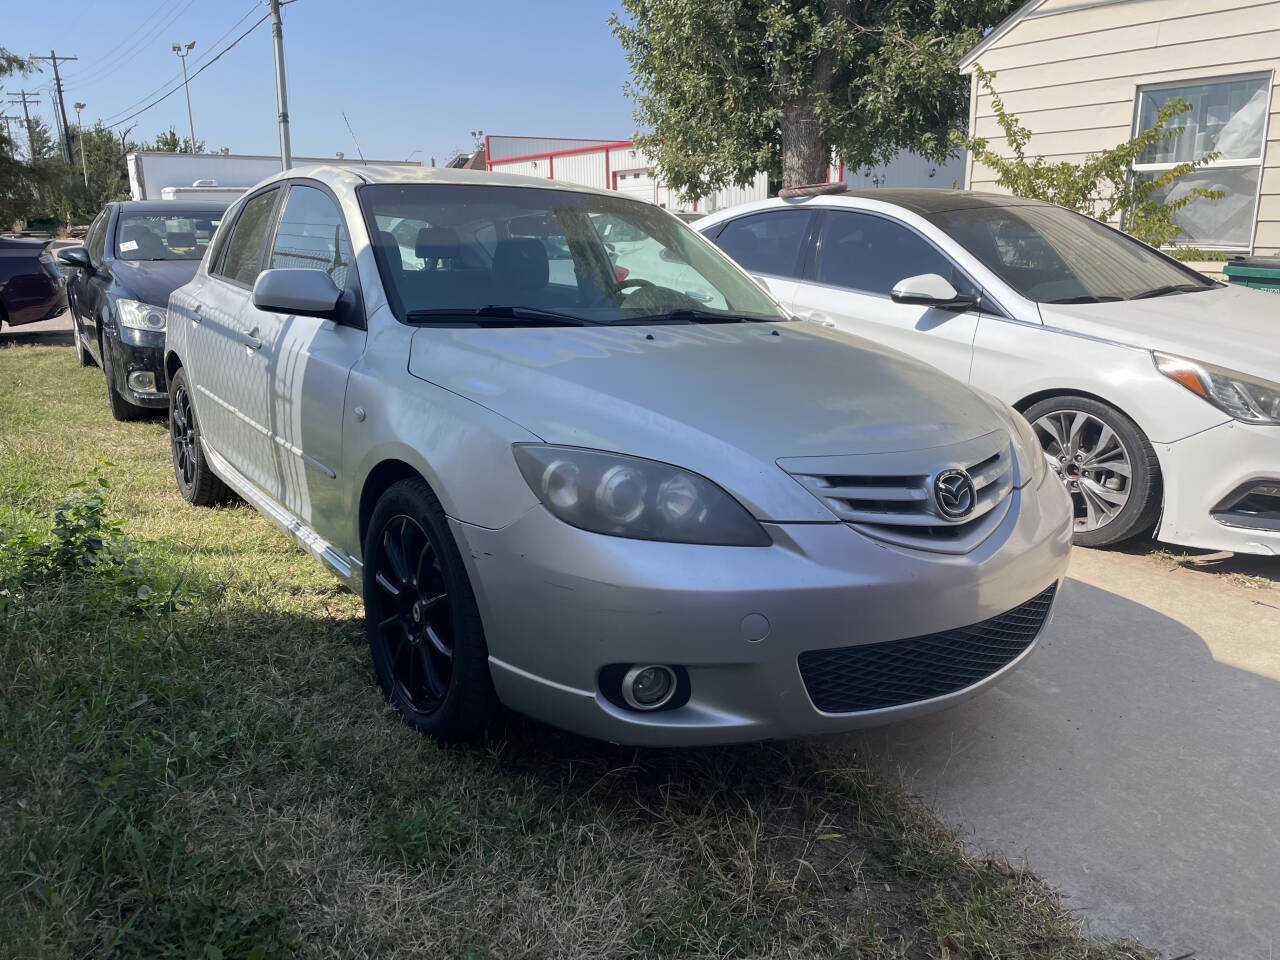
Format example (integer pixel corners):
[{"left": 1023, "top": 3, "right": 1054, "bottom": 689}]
[
  {"left": 263, "top": 163, "right": 617, "bottom": 199},
  {"left": 830, "top": 189, "right": 1057, "bottom": 216}
]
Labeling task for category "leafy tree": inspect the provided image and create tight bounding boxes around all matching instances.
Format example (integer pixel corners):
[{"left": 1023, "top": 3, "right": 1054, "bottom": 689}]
[
  {"left": 143, "top": 126, "right": 205, "bottom": 154},
  {"left": 611, "top": 0, "right": 1018, "bottom": 198},
  {"left": 952, "top": 66, "right": 1224, "bottom": 248}
]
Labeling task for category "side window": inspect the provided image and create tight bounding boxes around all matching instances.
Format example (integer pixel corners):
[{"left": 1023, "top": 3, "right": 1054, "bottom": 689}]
[
  {"left": 816, "top": 211, "right": 969, "bottom": 297},
  {"left": 87, "top": 211, "right": 108, "bottom": 266},
  {"left": 216, "top": 188, "right": 279, "bottom": 286},
  {"left": 712, "top": 210, "right": 813, "bottom": 279},
  {"left": 269, "top": 184, "right": 354, "bottom": 289}
]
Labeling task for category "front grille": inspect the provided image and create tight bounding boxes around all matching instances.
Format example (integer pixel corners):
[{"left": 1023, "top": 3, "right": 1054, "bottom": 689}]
[
  {"left": 798, "top": 585, "right": 1057, "bottom": 713},
  {"left": 783, "top": 432, "right": 1015, "bottom": 555}
]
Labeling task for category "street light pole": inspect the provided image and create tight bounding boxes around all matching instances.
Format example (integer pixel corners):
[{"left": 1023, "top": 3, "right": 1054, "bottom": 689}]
[
  {"left": 73, "top": 102, "right": 87, "bottom": 187},
  {"left": 268, "top": 0, "right": 292, "bottom": 169},
  {"left": 172, "top": 41, "right": 197, "bottom": 152}
]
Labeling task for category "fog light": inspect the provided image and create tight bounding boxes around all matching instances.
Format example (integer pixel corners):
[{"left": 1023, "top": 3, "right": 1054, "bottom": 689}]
[
  {"left": 622, "top": 664, "right": 677, "bottom": 710},
  {"left": 127, "top": 371, "right": 157, "bottom": 392}
]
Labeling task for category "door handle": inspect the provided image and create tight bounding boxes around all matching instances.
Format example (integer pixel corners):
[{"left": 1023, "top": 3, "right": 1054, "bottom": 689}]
[
  {"left": 190, "top": 303, "right": 202, "bottom": 323},
  {"left": 243, "top": 326, "right": 262, "bottom": 350},
  {"left": 803, "top": 312, "right": 837, "bottom": 328}
]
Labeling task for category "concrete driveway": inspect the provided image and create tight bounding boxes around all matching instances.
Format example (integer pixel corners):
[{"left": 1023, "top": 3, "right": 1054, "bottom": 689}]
[
  {"left": 852, "top": 548, "right": 1280, "bottom": 959},
  {"left": 0, "top": 310, "right": 73, "bottom": 348}
]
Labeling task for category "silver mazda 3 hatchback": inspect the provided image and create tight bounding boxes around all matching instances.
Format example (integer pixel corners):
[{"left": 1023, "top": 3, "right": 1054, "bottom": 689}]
[{"left": 165, "top": 165, "right": 1073, "bottom": 746}]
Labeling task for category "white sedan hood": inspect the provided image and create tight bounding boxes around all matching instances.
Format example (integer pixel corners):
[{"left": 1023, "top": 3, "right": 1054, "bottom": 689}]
[
  {"left": 407, "top": 321, "right": 1007, "bottom": 522},
  {"left": 1039, "top": 284, "right": 1279, "bottom": 380}
]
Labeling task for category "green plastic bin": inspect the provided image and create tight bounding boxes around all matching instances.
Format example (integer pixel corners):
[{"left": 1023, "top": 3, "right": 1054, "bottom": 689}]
[{"left": 1224, "top": 256, "right": 1280, "bottom": 294}]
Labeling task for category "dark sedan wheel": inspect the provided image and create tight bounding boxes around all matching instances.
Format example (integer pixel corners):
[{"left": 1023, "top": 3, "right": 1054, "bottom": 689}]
[
  {"left": 364, "top": 477, "right": 498, "bottom": 739},
  {"left": 72, "top": 311, "right": 93, "bottom": 367},
  {"left": 102, "top": 335, "right": 146, "bottom": 422},
  {"left": 1023, "top": 395, "right": 1161, "bottom": 547},
  {"left": 168, "top": 367, "right": 230, "bottom": 506}
]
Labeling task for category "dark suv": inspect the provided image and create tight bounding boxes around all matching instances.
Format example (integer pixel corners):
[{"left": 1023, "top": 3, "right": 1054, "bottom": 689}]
[
  {"left": 0, "top": 235, "right": 67, "bottom": 331},
  {"left": 59, "top": 200, "right": 227, "bottom": 420}
]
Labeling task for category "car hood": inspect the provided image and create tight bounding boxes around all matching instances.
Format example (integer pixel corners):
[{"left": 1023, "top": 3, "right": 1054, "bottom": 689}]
[
  {"left": 407, "top": 321, "right": 1007, "bottom": 522},
  {"left": 1039, "top": 284, "right": 1280, "bottom": 380},
  {"left": 109, "top": 258, "right": 201, "bottom": 308}
]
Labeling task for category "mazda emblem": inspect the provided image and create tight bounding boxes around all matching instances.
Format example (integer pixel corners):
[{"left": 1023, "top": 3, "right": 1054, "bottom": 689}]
[{"left": 933, "top": 469, "right": 976, "bottom": 521}]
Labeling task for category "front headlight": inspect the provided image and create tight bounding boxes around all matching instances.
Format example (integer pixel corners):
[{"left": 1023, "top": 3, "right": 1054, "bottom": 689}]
[
  {"left": 116, "top": 299, "right": 167, "bottom": 332},
  {"left": 513, "top": 445, "right": 770, "bottom": 546},
  {"left": 1153, "top": 352, "right": 1280, "bottom": 425},
  {"left": 1009, "top": 406, "right": 1048, "bottom": 487}
]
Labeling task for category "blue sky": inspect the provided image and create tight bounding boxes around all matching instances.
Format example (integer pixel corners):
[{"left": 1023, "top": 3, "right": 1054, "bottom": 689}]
[{"left": 5, "top": 0, "right": 636, "bottom": 163}]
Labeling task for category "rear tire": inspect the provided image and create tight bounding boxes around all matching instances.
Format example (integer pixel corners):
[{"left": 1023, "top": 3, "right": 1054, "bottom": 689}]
[
  {"left": 1022, "top": 394, "right": 1161, "bottom": 548},
  {"left": 364, "top": 477, "right": 499, "bottom": 740},
  {"left": 168, "top": 366, "right": 230, "bottom": 507},
  {"left": 102, "top": 336, "right": 146, "bottom": 422}
]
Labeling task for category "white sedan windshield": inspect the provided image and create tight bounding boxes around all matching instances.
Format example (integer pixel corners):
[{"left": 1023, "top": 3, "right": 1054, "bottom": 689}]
[
  {"left": 933, "top": 204, "right": 1215, "bottom": 304},
  {"left": 360, "top": 183, "right": 787, "bottom": 325}
]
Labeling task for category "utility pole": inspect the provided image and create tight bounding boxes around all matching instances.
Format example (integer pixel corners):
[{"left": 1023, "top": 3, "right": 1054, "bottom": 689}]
[
  {"left": 30, "top": 51, "right": 77, "bottom": 166},
  {"left": 0, "top": 115, "right": 20, "bottom": 154},
  {"left": 172, "top": 41, "right": 197, "bottom": 152},
  {"left": 269, "top": 0, "right": 292, "bottom": 169},
  {"left": 8, "top": 90, "right": 40, "bottom": 159},
  {"left": 73, "top": 102, "right": 88, "bottom": 187}
]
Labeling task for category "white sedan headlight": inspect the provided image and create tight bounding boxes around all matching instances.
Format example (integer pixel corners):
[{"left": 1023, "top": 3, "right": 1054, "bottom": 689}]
[
  {"left": 514, "top": 445, "right": 770, "bottom": 545},
  {"left": 116, "top": 299, "right": 167, "bottom": 332},
  {"left": 1154, "top": 352, "right": 1280, "bottom": 425}
]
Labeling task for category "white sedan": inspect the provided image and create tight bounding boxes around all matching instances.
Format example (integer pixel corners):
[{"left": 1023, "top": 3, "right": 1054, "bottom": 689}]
[{"left": 699, "top": 189, "right": 1280, "bottom": 556}]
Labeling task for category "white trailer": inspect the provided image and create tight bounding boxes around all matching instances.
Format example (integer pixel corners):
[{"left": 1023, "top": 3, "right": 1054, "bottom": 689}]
[{"left": 126, "top": 152, "right": 424, "bottom": 202}]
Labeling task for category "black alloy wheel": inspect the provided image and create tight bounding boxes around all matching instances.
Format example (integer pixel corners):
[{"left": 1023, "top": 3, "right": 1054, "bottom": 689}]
[
  {"left": 364, "top": 477, "right": 498, "bottom": 739},
  {"left": 168, "top": 367, "right": 230, "bottom": 506}
]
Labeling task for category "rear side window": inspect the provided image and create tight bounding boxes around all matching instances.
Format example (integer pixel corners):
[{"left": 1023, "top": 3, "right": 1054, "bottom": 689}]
[
  {"left": 712, "top": 210, "right": 813, "bottom": 278},
  {"left": 216, "top": 188, "right": 279, "bottom": 286},
  {"left": 816, "top": 211, "right": 964, "bottom": 297},
  {"left": 269, "top": 185, "right": 354, "bottom": 289}
]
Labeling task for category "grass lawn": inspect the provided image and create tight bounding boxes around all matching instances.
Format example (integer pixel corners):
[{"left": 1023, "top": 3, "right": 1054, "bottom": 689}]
[{"left": 1, "top": 344, "right": 1153, "bottom": 959}]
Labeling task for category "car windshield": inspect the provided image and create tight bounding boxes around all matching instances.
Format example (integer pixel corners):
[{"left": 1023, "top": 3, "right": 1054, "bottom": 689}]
[
  {"left": 932, "top": 204, "right": 1215, "bottom": 303},
  {"left": 360, "top": 183, "right": 787, "bottom": 325},
  {"left": 116, "top": 211, "right": 222, "bottom": 261}
]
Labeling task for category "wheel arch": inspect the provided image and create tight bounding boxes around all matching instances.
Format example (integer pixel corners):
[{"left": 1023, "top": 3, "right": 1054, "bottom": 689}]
[
  {"left": 1013, "top": 386, "right": 1126, "bottom": 417},
  {"left": 358, "top": 458, "right": 430, "bottom": 552},
  {"left": 164, "top": 349, "right": 183, "bottom": 389}
]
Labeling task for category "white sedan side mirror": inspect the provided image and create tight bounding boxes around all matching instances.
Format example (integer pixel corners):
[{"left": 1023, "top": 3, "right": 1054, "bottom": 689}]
[{"left": 891, "top": 273, "right": 978, "bottom": 310}]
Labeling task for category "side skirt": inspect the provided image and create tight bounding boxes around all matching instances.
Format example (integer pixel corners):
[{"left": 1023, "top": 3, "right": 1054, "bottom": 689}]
[{"left": 198, "top": 437, "right": 364, "bottom": 593}]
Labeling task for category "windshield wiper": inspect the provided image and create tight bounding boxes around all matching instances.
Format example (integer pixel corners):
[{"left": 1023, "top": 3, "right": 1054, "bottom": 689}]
[
  {"left": 404, "top": 305, "right": 592, "bottom": 326},
  {"left": 613, "top": 308, "right": 779, "bottom": 325},
  {"left": 1128, "top": 283, "right": 1212, "bottom": 300},
  {"left": 1044, "top": 295, "right": 1125, "bottom": 304}
]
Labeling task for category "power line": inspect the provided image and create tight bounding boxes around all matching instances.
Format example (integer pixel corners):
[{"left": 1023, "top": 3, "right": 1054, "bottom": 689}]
[
  {"left": 107, "top": 12, "right": 270, "bottom": 130},
  {"left": 62, "top": 0, "right": 172, "bottom": 82},
  {"left": 64, "top": 0, "right": 200, "bottom": 90},
  {"left": 100, "top": 1, "right": 262, "bottom": 124}
]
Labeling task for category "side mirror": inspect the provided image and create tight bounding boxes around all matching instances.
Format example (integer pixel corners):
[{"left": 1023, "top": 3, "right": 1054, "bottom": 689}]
[
  {"left": 57, "top": 246, "right": 92, "bottom": 271},
  {"left": 252, "top": 268, "right": 342, "bottom": 319},
  {"left": 891, "top": 273, "right": 978, "bottom": 310}
]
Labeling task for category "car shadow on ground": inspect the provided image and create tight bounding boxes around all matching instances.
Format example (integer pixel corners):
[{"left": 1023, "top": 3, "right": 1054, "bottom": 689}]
[
  {"left": 0, "top": 327, "right": 73, "bottom": 348},
  {"left": 845, "top": 575, "right": 1279, "bottom": 960}
]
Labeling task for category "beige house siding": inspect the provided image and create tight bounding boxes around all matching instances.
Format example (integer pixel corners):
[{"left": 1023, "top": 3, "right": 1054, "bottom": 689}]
[{"left": 963, "top": 0, "right": 1280, "bottom": 253}]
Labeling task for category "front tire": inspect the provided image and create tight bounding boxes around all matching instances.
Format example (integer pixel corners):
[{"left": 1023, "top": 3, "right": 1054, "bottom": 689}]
[
  {"left": 168, "top": 367, "right": 230, "bottom": 506},
  {"left": 72, "top": 311, "right": 93, "bottom": 367},
  {"left": 364, "top": 477, "right": 499, "bottom": 740},
  {"left": 102, "top": 335, "right": 146, "bottom": 422},
  {"left": 1023, "top": 395, "right": 1161, "bottom": 547}
]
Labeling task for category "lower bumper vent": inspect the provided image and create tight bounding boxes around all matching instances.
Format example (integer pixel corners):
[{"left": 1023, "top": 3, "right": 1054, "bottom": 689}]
[{"left": 798, "top": 585, "right": 1057, "bottom": 713}]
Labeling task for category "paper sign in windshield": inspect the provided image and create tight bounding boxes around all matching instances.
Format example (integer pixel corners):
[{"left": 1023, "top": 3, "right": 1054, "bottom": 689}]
[{"left": 119, "top": 240, "right": 139, "bottom": 252}]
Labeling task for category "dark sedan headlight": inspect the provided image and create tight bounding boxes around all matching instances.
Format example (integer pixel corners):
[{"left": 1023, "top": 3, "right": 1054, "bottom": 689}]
[
  {"left": 514, "top": 445, "right": 770, "bottom": 545},
  {"left": 1154, "top": 352, "right": 1280, "bottom": 425},
  {"left": 116, "top": 299, "right": 167, "bottom": 332}
]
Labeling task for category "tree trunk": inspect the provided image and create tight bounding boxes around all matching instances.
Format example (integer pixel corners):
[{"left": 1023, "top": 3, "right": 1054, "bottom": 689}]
[{"left": 780, "top": 95, "right": 831, "bottom": 188}]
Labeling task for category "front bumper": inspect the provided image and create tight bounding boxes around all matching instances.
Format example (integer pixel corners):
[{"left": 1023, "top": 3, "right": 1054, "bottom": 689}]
[
  {"left": 454, "top": 475, "right": 1073, "bottom": 746},
  {"left": 106, "top": 326, "right": 167, "bottom": 408},
  {"left": 1156, "top": 420, "right": 1280, "bottom": 556}
]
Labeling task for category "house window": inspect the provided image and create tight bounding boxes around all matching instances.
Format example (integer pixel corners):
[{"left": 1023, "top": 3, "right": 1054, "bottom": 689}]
[{"left": 1131, "top": 74, "right": 1273, "bottom": 249}]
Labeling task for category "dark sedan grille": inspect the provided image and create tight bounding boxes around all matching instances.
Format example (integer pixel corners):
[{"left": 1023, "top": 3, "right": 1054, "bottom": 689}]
[{"left": 798, "top": 585, "right": 1057, "bottom": 713}]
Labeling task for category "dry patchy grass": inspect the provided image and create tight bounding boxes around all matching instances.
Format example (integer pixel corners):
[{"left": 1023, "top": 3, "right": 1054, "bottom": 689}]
[{"left": 0, "top": 345, "right": 1154, "bottom": 959}]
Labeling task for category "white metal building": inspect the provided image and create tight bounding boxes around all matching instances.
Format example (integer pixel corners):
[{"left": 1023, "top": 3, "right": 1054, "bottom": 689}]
[{"left": 483, "top": 135, "right": 964, "bottom": 212}]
